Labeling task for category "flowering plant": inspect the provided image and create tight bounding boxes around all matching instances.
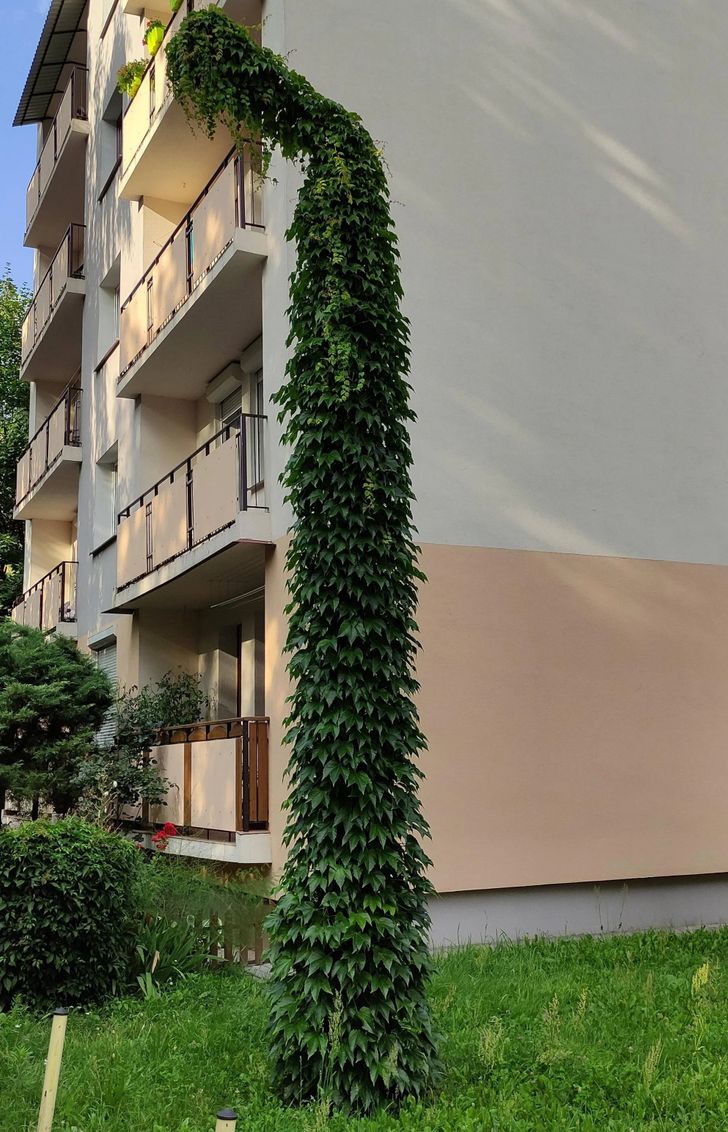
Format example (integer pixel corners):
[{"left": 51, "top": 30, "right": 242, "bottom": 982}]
[
  {"left": 151, "top": 821, "right": 178, "bottom": 851},
  {"left": 144, "top": 19, "right": 165, "bottom": 55}
]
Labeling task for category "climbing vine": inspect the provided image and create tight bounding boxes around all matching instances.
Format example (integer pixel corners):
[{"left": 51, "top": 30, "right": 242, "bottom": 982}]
[{"left": 168, "top": 9, "right": 437, "bottom": 1112}]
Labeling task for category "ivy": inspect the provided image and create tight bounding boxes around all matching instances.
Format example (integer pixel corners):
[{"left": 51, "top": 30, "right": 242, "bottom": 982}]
[{"left": 167, "top": 9, "right": 437, "bottom": 1112}]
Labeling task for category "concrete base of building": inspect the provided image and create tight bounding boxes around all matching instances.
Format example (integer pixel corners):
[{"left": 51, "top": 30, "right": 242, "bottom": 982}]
[{"left": 429, "top": 873, "right": 728, "bottom": 949}]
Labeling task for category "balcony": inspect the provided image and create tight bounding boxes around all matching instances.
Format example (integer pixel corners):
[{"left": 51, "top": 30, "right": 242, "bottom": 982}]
[
  {"left": 118, "top": 146, "right": 265, "bottom": 400},
  {"left": 25, "top": 67, "right": 88, "bottom": 250},
  {"left": 115, "top": 413, "right": 271, "bottom": 610},
  {"left": 11, "top": 562, "right": 77, "bottom": 636},
  {"left": 21, "top": 225, "right": 85, "bottom": 384},
  {"left": 119, "top": 0, "right": 258, "bottom": 203},
  {"left": 14, "top": 386, "right": 81, "bottom": 521},
  {"left": 122, "top": 717, "right": 271, "bottom": 863}
]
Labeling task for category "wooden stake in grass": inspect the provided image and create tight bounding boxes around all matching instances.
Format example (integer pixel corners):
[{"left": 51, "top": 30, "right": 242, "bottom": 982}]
[
  {"left": 37, "top": 1008, "right": 68, "bottom": 1132},
  {"left": 215, "top": 1110, "right": 238, "bottom": 1131}
]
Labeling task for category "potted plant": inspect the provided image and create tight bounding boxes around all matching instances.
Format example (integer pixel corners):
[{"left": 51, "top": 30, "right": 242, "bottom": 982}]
[
  {"left": 117, "top": 60, "right": 146, "bottom": 99},
  {"left": 170, "top": 0, "right": 183, "bottom": 11},
  {"left": 144, "top": 19, "right": 165, "bottom": 55}
]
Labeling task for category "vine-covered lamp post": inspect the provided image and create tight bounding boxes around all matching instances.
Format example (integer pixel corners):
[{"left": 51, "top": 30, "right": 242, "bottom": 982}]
[{"left": 167, "top": 9, "right": 438, "bottom": 1112}]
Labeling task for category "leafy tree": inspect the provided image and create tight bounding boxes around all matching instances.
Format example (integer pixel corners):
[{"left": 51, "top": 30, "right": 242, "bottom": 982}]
[
  {"left": 0, "top": 270, "right": 31, "bottom": 615},
  {"left": 75, "top": 671, "right": 209, "bottom": 826},
  {"left": 0, "top": 622, "right": 113, "bottom": 817},
  {"left": 168, "top": 10, "right": 437, "bottom": 1112}
]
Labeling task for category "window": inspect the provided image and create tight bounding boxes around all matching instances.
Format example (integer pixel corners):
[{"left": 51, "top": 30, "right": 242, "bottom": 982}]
[
  {"left": 94, "top": 445, "right": 118, "bottom": 548},
  {"left": 98, "top": 257, "right": 121, "bottom": 362},
  {"left": 98, "top": 90, "right": 123, "bottom": 200},
  {"left": 94, "top": 642, "right": 117, "bottom": 747}
]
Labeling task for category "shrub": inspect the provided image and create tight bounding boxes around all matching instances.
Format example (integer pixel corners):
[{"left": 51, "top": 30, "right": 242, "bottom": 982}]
[
  {"left": 0, "top": 818, "right": 140, "bottom": 1011},
  {"left": 75, "top": 671, "right": 209, "bottom": 826}
]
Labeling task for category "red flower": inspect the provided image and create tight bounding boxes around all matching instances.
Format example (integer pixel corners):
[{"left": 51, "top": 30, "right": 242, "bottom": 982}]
[{"left": 162, "top": 822, "right": 177, "bottom": 837}]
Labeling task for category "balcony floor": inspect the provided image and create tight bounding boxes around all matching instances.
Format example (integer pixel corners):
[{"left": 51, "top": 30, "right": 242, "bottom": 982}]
[
  {"left": 112, "top": 511, "right": 271, "bottom": 612},
  {"left": 14, "top": 448, "right": 81, "bottom": 521},
  {"left": 118, "top": 229, "right": 266, "bottom": 401},
  {"left": 21, "top": 280, "right": 85, "bottom": 384},
  {"left": 25, "top": 123, "right": 89, "bottom": 251}
]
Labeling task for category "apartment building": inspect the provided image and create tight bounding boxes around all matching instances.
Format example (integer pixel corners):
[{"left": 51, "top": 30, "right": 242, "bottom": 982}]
[{"left": 11, "top": 0, "right": 728, "bottom": 944}]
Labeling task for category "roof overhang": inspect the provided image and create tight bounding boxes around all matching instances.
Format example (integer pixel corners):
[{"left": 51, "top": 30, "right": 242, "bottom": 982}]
[{"left": 14, "top": 0, "right": 87, "bottom": 127}]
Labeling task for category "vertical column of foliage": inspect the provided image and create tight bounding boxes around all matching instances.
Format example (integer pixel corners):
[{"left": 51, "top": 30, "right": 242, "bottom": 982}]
[{"left": 167, "top": 10, "right": 437, "bottom": 1112}]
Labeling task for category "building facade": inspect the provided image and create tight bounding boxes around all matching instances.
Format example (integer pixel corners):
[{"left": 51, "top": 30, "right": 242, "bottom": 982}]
[{"left": 12, "top": 0, "right": 728, "bottom": 944}]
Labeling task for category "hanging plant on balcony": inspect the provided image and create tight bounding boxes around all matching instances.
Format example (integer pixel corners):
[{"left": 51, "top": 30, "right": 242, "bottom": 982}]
[
  {"left": 117, "top": 60, "right": 146, "bottom": 99},
  {"left": 170, "top": 0, "right": 183, "bottom": 12},
  {"left": 168, "top": 8, "right": 437, "bottom": 1117},
  {"left": 144, "top": 19, "right": 166, "bottom": 56}
]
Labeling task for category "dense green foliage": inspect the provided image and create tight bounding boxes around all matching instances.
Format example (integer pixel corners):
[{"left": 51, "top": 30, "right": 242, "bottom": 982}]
[
  {"left": 0, "top": 271, "right": 30, "bottom": 615},
  {"left": 132, "top": 855, "right": 268, "bottom": 994},
  {"left": 0, "top": 819, "right": 139, "bottom": 1012},
  {"left": 75, "top": 670, "right": 208, "bottom": 825},
  {"left": 167, "top": 10, "right": 435, "bottom": 1111},
  {"left": 4, "top": 930, "right": 728, "bottom": 1129},
  {"left": 0, "top": 622, "right": 113, "bottom": 815}
]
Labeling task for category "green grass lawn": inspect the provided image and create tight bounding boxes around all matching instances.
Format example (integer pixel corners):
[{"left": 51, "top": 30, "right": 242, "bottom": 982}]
[{"left": 3, "top": 928, "right": 728, "bottom": 1130}]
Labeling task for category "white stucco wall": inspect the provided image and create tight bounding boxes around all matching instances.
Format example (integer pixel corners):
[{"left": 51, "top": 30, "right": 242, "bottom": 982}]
[{"left": 266, "top": 0, "right": 728, "bottom": 565}]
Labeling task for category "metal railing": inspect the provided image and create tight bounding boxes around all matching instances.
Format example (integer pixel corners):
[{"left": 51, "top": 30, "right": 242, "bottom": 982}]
[
  {"left": 150, "top": 716, "right": 270, "bottom": 832},
  {"left": 15, "top": 385, "right": 81, "bottom": 509},
  {"left": 11, "top": 562, "right": 78, "bottom": 633},
  {"left": 21, "top": 225, "right": 85, "bottom": 365},
  {"left": 122, "top": 0, "right": 209, "bottom": 172},
  {"left": 25, "top": 67, "right": 88, "bottom": 232},
  {"left": 119, "top": 145, "right": 263, "bottom": 377},
  {"left": 116, "top": 412, "right": 266, "bottom": 589}
]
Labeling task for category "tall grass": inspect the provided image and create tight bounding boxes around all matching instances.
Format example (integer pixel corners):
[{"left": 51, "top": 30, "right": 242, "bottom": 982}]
[{"left": 3, "top": 928, "right": 728, "bottom": 1129}]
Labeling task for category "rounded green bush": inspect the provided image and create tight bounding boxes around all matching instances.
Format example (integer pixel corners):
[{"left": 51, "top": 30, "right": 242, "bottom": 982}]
[{"left": 0, "top": 818, "right": 140, "bottom": 1011}]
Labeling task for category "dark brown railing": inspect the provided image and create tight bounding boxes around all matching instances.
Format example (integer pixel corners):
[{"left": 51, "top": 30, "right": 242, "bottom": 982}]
[
  {"left": 116, "top": 412, "right": 266, "bottom": 589},
  {"left": 150, "top": 716, "right": 270, "bottom": 832},
  {"left": 26, "top": 66, "right": 88, "bottom": 232},
  {"left": 15, "top": 385, "right": 81, "bottom": 508},
  {"left": 11, "top": 561, "right": 78, "bottom": 633},
  {"left": 21, "top": 224, "right": 86, "bottom": 365}
]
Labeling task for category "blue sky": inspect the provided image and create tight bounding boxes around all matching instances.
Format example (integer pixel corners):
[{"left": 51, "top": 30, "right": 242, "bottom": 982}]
[{"left": 0, "top": 0, "right": 48, "bottom": 288}]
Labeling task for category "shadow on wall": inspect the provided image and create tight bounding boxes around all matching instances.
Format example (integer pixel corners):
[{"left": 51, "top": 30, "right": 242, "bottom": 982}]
[{"left": 371, "top": 0, "right": 728, "bottom": 564}]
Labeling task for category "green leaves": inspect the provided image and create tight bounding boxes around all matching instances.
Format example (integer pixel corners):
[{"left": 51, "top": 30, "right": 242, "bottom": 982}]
[
  {"left": 167, "top": 8, "right": 438, "bottom": 1114},
  {"left": 0, "top": 818, "right": 140, "bottom": 1011}
]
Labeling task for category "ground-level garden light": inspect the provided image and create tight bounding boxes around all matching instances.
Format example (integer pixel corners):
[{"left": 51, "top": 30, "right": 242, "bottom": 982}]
[
  {"left": 37, "top": 1008, "right": 68, "bottom": 1132},
  {"left": 215, "top": 1110, "right": 238, "bottom": 1131}
]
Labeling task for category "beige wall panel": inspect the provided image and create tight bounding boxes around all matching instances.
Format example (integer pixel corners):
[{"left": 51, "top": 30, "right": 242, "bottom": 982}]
[
  {"left": 120, "top": 282, "right": 147, "bottom": 372},
  {"left": 41, "top": 570, "right": 62, "bottom": 632},
  {"left": 35, "top": 275, "right": 50, "bottom": 337},
  {"left": 117, "top": 506, "right": 147, "bottom": 588},
  {"left": 191, "top": 159, "right": 236, "bottom": 284},
  {"left": 16, "top": 450, "right": 31, "bottom": 502},
  {"left": 190, "top": 738, "right": 237, "bottom": 831},
  {"left": 192, "top": 435, "right": 238, "bottom": 544},
  {"left": 151, "top": 474, "right": 188, "bottom": 566},
  {"left": 123, "top": 72, "right": 151, "bottom": 171},
  {"left": 137, "top": 608, "right": 200, "bottom": 688},
  {"left": 47, "top": 399, "right": 66, "bottom": 465},
  {"left": 25, "top": 587, "right": 42, "bottom": 630},
  {"left": 150, "top": 745, "right": 185, "bottom": 826},
  {"left": 416, "top": 544, "right": 728, "bottom": 893},
  {"left": 151, "top": 231, "right": 187, "bottom": 332},
  {"left": 29, "top": 432, "right": 47, "bottom": 485}
]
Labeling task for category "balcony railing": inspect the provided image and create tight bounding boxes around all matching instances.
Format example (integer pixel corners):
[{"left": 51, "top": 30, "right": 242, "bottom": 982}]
[
  {"left": 145, "top": 716, "right": 270, "bottom": 834},
  {"left": 119, "top": 146, "right": 263, "bottom": 378},
  {"left": 21, "top": 224, "right": 85, "bottom": 366},
  {"left": 15, "top": 386, "right": 81, "bottom": 509},
  {"left": 11, "top": 562, "right": 78, "bottom": 633},
  {"left": 117, "top": 412, "right": 266, "bottom": 590},
  {"left": 122, "top": 0, "right": 212, "bottom": 173},
  {"left": 25, "top": 67, "right": 88, "bottom": 234}
]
